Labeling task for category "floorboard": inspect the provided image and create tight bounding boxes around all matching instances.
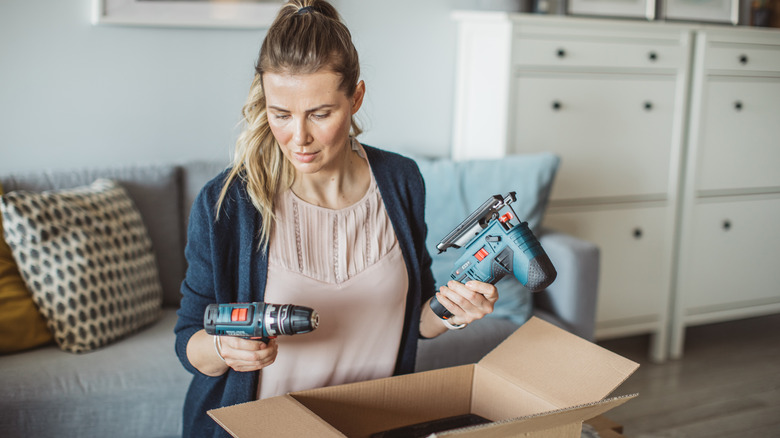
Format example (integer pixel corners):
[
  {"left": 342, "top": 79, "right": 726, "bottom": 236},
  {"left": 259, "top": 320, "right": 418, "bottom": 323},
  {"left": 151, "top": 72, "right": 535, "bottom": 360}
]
[{"left": 597, "top": 314, "right": 780, "bottom": 438}]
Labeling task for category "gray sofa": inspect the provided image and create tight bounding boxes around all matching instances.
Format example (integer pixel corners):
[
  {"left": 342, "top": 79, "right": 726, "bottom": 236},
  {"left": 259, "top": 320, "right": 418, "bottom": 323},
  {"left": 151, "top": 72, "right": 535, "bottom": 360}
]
[{"left": 0, "top": 157, "right": 599, "bottom": 438}]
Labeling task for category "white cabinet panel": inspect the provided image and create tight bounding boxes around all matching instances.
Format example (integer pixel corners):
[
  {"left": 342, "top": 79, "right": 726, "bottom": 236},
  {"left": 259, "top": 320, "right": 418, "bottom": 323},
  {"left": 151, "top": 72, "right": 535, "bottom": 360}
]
[
  {"left": 544, "top": 206, "right": 671, "bottom": 333},
  {"left": 696, "top": 78, "right": 780, "bottom": 192},
  {"left": 512, "top": 75, "right": 677, "bottom": 200},
  {"left": 680, "top": 197, "right": 780, "bottom": 320}
]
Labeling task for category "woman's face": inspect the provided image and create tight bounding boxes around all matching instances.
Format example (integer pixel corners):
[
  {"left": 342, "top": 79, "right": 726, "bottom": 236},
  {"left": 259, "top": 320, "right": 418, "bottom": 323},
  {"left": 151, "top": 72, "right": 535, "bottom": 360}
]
[{"left": 264, "top": 70, "right": 364, "bottom": 176}]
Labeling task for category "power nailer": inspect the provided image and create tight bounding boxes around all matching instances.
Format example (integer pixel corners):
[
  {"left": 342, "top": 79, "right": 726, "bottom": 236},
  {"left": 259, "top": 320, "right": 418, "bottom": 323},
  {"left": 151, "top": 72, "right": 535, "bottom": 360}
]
[{"left": 429, "top": 192, "right": 557, "bottom": 320}]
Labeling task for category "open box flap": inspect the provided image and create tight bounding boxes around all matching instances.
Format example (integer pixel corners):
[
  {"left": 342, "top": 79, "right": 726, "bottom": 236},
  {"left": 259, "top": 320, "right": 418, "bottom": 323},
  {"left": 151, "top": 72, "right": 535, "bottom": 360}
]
[
  {"left": 208, "top": 395, "right": 344, "bottom": 438},
  {"left": 477, "top": 317, "right": 639, "bottom": 408},
  {"left": 435, "top": 394, "right": 638, "bottom": 437}
]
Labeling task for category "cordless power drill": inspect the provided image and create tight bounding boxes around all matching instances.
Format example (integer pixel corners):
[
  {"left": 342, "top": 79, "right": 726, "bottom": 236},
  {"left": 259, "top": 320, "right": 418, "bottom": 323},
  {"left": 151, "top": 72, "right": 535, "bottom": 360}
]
[
  {"left": 204, "top": 302, "right": 319, "bottom": 343},
  {"left": 429, "top": 192, "right": 557, "bottom": 320}
]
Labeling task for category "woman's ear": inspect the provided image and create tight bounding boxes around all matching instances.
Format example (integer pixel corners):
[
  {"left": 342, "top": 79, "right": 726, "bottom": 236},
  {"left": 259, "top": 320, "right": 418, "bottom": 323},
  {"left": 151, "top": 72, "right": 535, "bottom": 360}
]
[{"left": 351, "top": 80, "right": 366, "bottom": 114}]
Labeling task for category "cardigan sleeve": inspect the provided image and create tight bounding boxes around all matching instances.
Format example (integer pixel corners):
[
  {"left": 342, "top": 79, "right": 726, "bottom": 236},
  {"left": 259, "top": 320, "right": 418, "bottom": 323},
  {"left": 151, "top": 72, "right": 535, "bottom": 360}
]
[{"left": 174, "top": 178, "right": 222, "bottom": 376}]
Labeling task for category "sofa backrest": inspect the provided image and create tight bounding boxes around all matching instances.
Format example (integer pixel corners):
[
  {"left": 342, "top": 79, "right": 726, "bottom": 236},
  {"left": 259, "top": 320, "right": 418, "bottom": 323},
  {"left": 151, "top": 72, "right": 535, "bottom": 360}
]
[
  {"left": 0, "top": 164, "right": 186, "bottom": 307},
  {"left": 0, "top": 152, "right": 560, "bottom": 317},
  {"left": 180, "top": 161, "right": 230, "bottom": 230}
]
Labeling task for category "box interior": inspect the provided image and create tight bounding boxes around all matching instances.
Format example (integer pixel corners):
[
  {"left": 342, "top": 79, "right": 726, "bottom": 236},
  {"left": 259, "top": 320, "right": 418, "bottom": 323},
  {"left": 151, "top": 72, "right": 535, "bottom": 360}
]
[{"left": 291, "top": 365, "right": 475, "bottom": 437}]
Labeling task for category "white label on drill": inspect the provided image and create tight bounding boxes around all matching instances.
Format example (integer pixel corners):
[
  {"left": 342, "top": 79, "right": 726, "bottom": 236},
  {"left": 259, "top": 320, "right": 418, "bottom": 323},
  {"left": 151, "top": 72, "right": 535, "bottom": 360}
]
[
  {"left": 455, "top": 260, "right": 472, "bottom": 275},
  {"left": 223, "top": 330, "right": 247, "bottom": 336}
]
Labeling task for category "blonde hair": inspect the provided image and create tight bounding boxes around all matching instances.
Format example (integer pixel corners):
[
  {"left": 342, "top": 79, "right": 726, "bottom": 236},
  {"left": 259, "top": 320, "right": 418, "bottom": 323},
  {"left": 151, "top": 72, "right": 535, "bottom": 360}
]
[{"left": 216, "top": 0, "right": 362, "bottom": 249}]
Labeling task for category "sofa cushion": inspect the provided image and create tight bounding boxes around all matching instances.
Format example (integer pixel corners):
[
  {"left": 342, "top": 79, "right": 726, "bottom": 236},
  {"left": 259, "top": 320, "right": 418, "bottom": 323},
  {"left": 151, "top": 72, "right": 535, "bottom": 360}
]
[
  {"left": 0, "top": 309, "right": 189, "bottom": 438},
  {"left": 0, "top": 164, "right": 184, "bottom": 307},
  {"left": 414, "top": 153, "right": 560, "bottom": 325},
  {"left": 0, "top": 183, "right": 54, "bottom": 353},
  {"left": 0, "top": 180, "right": 163, "bottom": 353}
]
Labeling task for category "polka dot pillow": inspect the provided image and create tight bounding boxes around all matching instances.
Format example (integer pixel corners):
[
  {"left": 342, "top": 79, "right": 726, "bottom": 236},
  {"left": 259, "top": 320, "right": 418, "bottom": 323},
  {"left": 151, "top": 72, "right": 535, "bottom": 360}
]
[{"left": 0, "top": 179, "right": 163, "bottom": 353}]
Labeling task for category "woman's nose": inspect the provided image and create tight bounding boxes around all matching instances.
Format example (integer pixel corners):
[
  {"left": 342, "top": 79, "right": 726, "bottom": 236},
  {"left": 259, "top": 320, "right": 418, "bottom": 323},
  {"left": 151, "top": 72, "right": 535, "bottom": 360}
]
[{"left": 292, "top": 119, "right": 312, "bottom": 146}]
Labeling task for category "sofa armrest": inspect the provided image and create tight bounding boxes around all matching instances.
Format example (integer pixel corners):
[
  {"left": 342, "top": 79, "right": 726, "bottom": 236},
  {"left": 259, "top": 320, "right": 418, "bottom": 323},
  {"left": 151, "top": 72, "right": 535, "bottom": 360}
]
[{"left": 533, "top": 228, "right": 600, "bottom": 341}]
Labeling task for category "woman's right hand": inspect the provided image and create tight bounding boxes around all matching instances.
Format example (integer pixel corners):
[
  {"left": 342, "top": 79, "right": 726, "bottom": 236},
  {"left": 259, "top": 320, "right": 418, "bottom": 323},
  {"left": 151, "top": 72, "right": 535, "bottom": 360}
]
[
  {"left": 186, "top": 329, "right": 279, "bottom": 376},
  {"left": 217, "top": 336, "right": 279, "bottom": 373}
]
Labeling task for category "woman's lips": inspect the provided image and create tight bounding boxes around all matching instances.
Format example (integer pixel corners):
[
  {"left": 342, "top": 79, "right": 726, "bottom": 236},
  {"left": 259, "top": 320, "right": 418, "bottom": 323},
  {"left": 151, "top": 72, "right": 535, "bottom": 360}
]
[{"left": 293, "top": 151, "right": 318, "bottom": 163}]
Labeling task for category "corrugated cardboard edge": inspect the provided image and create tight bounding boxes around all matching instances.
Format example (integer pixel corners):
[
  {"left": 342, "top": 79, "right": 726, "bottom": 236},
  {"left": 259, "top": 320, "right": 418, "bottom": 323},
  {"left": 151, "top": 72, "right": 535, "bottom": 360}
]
[
  {"left": 208, "top": 394, "right": 344, "bottom": 438},
  {"left": 477, "top": 317, "right": 640, "bottom": 408},
  {"left": 434, "top": 394, "right": 639, "bottom": 437}
]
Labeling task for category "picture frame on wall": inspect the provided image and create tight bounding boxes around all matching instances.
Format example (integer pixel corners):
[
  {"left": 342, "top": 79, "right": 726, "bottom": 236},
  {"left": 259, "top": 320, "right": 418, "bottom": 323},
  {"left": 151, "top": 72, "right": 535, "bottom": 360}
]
[
  {"left": 567, "top": 0, "right": 656, "bottom": 20},
  {"left": 662, "top": 0, "right": 739, "bottom": 24},
  {"left": 91, "top": 0, "right": 283, "bottom": 29}
]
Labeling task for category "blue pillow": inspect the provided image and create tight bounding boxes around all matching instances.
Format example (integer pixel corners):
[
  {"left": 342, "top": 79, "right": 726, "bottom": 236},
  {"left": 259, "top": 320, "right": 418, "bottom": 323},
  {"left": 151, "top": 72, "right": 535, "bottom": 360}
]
[{"left": 414, "top": 153, "right": 560, "bottom": 325}]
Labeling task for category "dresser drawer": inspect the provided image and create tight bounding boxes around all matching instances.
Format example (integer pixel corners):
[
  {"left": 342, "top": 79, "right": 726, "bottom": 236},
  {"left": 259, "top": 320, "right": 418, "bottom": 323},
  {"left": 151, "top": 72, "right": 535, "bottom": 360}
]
[
  {"left": 696, "top": 77, "right": 780, "bottom": 192},
  {"left": 680, "top": 197, "right": 780, "bottom": 320},
  {"left": 544, "top": 205, "right": 671, "bottom": 329},
  {"left": 511, "top": 74, "right": 677, "bottom": 200},
  {"left": 704, "top": 43, "right": 780, "bottom": 73},
  {"left": 513, "top": 37, "right": 685, "bottom": 71}
]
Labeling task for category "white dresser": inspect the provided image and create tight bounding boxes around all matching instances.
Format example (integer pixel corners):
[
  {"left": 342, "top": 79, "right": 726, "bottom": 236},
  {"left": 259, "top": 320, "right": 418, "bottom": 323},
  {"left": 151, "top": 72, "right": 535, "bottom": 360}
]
[
  {"left": 451, "top": 12, "right": 780, "bottom": 361},
  {"left": 671, "top": 27, "right": 780, "bottom": 358}
]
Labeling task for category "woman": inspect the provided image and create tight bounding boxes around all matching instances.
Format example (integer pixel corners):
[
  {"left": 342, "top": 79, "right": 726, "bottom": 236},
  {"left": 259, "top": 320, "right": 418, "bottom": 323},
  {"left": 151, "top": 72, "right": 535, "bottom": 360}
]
[{"left": 173, "top": 1, "right": 498, "bottom": 436}]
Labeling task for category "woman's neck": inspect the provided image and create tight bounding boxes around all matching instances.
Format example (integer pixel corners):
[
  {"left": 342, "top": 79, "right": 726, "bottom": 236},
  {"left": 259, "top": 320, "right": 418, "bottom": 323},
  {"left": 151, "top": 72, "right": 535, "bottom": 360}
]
[{"left": 291, "top": 145, "right": 370, "bottom": 210}]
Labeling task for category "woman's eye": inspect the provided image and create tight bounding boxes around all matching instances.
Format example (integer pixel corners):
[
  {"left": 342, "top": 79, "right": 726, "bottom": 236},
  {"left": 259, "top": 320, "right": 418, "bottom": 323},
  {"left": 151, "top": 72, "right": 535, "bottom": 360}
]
[
  {"left": 273, "top": 114, "right": 290, "bottom": 120},
  {"left": 312, "top": 113, "right": 330, "bottom": 120}
]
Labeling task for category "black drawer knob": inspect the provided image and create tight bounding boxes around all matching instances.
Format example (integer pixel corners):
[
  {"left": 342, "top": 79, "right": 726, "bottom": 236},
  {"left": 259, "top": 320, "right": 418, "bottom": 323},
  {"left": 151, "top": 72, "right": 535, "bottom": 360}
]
[
  {"left": 734, "top": 101, "right": 743, "bottom": 111},
  {"left": 551, "top": 101, "right": 562, "bottom": 111},
  {"left": 556, "top": 48, "right": 566, "bottom": 58},
  {"left": 739, "top": 54, "right": 748, "bottom": 65},
  {"left": 723, "top": 220, "right": 732, "bottom": 231},
  {"left": 648, "top": 51, "right": 658, "bottom": 62},
  {"left": 644, "top": 101, "right": 653, "bottom": 111},
  {"left": 633, "top": 228, "right": 643, "bottom": 239}
]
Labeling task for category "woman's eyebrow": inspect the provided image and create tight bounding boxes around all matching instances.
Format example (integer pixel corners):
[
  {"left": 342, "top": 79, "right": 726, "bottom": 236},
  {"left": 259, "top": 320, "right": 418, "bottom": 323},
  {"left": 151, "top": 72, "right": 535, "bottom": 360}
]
[
  {"left": 267, "top": 104, "right": 337, "bottom": 113},
  {"left": 307, "top": 104, "right": 336, "bottom": 112}
]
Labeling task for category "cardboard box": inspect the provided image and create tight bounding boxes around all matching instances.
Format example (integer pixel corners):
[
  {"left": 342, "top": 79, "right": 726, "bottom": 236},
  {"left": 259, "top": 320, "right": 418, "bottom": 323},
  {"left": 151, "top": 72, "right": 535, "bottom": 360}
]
[{"left": 209, "top": 317, "right": 639, "bottom": 438}]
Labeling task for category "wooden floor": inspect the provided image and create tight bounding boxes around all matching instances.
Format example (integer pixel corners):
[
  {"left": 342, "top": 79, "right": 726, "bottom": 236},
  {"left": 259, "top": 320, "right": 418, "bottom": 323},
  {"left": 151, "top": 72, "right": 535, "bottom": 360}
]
[{"left": 597, "top": 314, "right": 780, "bottom": 438}]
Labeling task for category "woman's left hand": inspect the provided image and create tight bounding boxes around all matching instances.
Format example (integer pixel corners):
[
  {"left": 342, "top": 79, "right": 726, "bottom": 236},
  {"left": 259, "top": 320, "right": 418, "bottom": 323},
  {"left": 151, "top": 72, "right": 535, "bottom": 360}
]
[{"left": 435, "top": 280, "right": 498, "bottom": 326}]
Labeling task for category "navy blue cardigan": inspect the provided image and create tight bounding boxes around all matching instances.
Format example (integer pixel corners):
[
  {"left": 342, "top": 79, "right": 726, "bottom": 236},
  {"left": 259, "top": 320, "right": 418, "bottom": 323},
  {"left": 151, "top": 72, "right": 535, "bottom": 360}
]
[{"left": 174, "top": 145, "right": 435, "bottom": 438}]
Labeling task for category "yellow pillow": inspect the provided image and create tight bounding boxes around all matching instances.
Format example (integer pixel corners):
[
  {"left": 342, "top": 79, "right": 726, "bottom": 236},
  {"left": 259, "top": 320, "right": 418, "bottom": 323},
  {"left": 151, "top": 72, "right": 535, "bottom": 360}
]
[{"left": 0, "top": 182, "right": 53, "bottom": 353}]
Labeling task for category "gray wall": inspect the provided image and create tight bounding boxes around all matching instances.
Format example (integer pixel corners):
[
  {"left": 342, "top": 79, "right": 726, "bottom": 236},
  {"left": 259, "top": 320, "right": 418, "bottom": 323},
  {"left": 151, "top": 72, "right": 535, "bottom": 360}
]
[{"left": 0, "top": 0, "right": 459, "bottom": 174}]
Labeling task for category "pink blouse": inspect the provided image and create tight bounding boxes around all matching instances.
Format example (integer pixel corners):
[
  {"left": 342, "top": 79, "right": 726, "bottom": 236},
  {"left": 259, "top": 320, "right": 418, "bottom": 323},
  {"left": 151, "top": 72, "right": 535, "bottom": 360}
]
[{"left": 258, "top": 155, "right": 408, "bottom": 400}]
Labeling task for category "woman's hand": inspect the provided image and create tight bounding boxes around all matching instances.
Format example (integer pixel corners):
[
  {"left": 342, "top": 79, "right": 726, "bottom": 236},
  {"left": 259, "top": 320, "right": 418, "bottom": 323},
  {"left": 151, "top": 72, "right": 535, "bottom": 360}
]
[
  {"left": 419, "top": 280, "right": 499, "bottom": 339},
  {"left": 186, "top": 329, "right": 278, "bottom": 376},
  {"left": 436, "top": 280, "right": 499, "bottom": 326},
  {"left": 218, "top": 337, "right": 279, "bottom": 373}
]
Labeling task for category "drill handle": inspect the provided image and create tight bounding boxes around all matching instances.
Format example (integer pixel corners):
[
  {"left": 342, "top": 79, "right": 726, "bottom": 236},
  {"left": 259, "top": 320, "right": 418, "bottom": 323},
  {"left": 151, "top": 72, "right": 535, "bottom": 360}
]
[
  {"left": 428, "top": 265, "right": 509, "bottom": 320},
  {"left": 429, "top": 295, "right": 453, "bottom": 320}
]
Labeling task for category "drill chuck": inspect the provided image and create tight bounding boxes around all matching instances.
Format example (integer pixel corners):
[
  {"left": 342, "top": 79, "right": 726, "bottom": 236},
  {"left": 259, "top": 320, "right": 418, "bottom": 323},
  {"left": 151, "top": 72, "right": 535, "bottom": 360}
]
[{"left": 204, "top": 302, "right": 319, "bottom": 339}]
